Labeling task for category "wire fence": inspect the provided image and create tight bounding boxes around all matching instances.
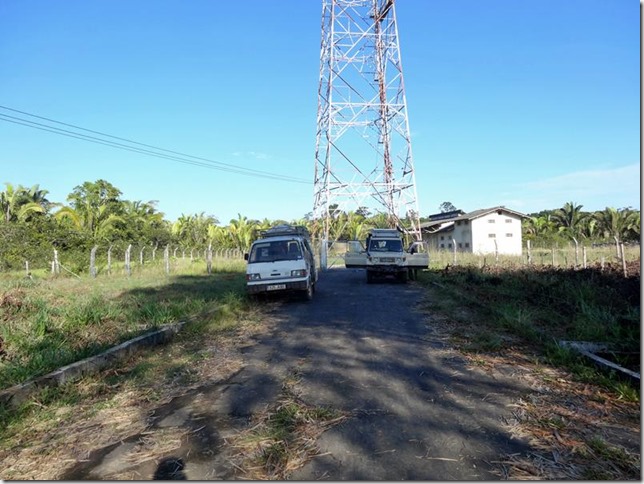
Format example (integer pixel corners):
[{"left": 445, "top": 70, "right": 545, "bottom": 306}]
[
  {"left": 4, "top": 239, "right": 641, "bottom": 280},
  {"left": 9, "top": 243, "right": 246, "bottom": 280},
  {"left": 321, "top": 240, "right": 640, "bottom": 277}
]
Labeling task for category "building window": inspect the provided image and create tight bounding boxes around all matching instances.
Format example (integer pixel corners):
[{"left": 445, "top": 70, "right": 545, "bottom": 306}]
[
  {"left": 440, "top": 236, "right": 444, "bottom": 241},
  {"left": 464, "top": 220, "right": 469, "bottom": 225},
  {"left": 456, "top": 221, "right": 462, "bottom": 226},
  {"left": 506, "top": 233, "right": 513, "bottom": 237},
  {"left": 488, "top": 219, "right": 495, "bottom": 223},
  {"left": 448, "top": 243, "right": 452, "bottom": 249},
  {"left": 458, "top": 242, "right": 462, "bottom": 248},
  {"left": 465, "top": 242, "right": 470, "bottom": 248},
  {"left": 488, "top": 233, "right": 496, "bottom": 238},
  {"left": 505, "top": 219, "right": 512, "bottom": 223},
  {"left": 440, "top": 243, "right": 444, "bottom": 248}
]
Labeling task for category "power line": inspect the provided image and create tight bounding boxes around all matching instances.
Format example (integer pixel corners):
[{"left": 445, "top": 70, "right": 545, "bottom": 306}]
[{"left": 0, "top": 105, "right": 311, "bottom": 185}]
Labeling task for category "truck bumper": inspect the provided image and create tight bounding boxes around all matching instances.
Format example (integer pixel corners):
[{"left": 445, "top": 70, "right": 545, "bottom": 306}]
[
  {"left": 246, "top": 279, "right": 309, "bottom": 294},
  {"left": 367, "top": 265, "right": 406, "bottom": 274}
]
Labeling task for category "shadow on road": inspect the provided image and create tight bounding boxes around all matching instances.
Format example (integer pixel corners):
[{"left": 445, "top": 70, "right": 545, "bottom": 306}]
[{"left": 60, "top": 268, "right": 533, "bottom": 480}]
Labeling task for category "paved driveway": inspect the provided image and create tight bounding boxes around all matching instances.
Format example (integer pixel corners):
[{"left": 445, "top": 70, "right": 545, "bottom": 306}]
[{"left": 62, "top": 268, "right": 531, "bottom": 480}]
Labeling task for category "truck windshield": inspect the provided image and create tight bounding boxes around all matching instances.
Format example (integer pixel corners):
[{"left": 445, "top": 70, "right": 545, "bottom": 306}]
[
  {"left": 249, "top": 240, "right": 303, "bottom": 263},
  {"left": 369, "top": 239, "right": 403, "bottom": 252}
]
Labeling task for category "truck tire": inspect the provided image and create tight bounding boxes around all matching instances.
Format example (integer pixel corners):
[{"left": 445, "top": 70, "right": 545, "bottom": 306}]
[
  {"left": 302, "top": 283, "right": 314, "bottom": 301},
  {"left": 398, "top": 270, "right": 408, "bottom": 283}
]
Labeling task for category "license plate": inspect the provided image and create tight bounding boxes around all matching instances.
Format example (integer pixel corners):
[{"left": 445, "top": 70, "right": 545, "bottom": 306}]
[
  {"left": 266, "top": 284, "right": 286, "bottom": 291},
  {"left": 380, "top": 258, "right": 394, "bottom": 262}
]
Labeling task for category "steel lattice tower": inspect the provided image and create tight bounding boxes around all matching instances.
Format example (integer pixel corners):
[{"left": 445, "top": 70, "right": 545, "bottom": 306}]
[{"left": 313, "top": 0, "right": 421, "bottom": 245}]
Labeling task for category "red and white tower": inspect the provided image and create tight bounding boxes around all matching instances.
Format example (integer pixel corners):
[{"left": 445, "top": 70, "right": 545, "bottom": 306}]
[{"left": 313, "top": 0, "right": 422, "bottom": 249}]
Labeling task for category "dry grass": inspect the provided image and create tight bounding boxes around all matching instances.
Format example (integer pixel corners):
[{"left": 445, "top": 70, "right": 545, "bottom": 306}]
[
  {"left": 227, "top": 371, "right": 348, "bottom": 480},
  {"left": 429, "top": 324, "right": 641, "bottom": 480},
  {"left": 0, "top": 305, "right": 275, "bottom": 481}
]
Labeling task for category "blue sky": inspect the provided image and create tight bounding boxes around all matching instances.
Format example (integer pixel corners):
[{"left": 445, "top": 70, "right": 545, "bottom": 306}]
[{"left": 0, "top": 0, "right": 639, "bottom": 224}]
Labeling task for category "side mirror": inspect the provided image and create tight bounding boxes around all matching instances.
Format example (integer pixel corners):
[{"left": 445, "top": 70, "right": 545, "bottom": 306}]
[{"left": 244, "top": 253, "right": 249, "bottom": 261}]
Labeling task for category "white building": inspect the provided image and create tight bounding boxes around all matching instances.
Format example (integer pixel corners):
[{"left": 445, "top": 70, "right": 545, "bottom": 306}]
[{"left": 420, "top": 206, "right": 527, "bottom": 256}]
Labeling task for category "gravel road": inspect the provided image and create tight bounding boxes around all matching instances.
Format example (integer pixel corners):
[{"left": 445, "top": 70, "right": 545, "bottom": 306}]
[{"left": 62, "top": 267, "right": 532, "bottom": 480}]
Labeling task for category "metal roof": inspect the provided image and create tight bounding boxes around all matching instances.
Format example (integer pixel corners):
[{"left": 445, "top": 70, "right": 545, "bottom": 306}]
[{"left": 420, "top": 206, "right": 527, "bottom": 231}]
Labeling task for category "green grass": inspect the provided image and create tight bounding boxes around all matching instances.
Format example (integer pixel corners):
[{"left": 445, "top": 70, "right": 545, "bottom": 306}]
[
  {"left": 416, "top": 263, "right": 640, "bottom": 397},
  {"left": 427, "top": 244, "right": 640, "bottom": 270},
  {"left": 0, "top": 257, "right": 248, "bottom": 390}
]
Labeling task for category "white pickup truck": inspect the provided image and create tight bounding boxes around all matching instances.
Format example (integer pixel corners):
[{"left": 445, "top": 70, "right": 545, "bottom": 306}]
[
  {"left": 345, "top": 228, "right": 429, "bottom": 283},
  {"left": 244, "top": 224, "right": 318, "bottom": 300}
]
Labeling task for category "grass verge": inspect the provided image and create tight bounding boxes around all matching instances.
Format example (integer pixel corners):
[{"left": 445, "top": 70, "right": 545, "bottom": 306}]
[
  {"left": 0, "top": 258, "right": 247, "bottom": 390},
  {"left": 416, "top": 262, "right": 640, "bottom": 479}
]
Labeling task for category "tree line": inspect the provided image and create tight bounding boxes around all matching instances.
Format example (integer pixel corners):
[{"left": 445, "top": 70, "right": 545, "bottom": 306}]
[
  {"left": 523, "top": 201, "right": 640, "bottom": 246},
  {"left": 0, "top": 180, "right": 639, "bottom": 272}
]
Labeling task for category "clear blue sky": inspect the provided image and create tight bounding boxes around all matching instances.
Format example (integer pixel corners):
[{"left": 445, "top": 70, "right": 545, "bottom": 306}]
[{"left": 0, "top": 0, "right": 639, "bottom": 224}]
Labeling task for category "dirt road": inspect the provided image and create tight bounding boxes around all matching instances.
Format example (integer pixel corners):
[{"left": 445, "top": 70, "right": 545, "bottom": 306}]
[{"left": 62, "top": 268, "right": 533, "bottom": 480}]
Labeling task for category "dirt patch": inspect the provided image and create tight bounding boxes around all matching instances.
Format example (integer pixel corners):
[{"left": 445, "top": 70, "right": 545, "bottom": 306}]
[
  {"left": 0, "top": 312, "right": 280, "bottom": 481},
  {"left": 420, "top": 287, "right": 641, "bottom": 480}
]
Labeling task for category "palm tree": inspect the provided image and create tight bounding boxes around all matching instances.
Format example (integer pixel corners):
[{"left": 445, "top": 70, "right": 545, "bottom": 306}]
[
  {"left": 228, "top": 213, "right": 256, "bottom": 251},
  {"left": 345, "top": 211, "right": 367, "bottom": 241},
  {"left": 172, "top": 212, "right": 217, "bottom": 249},
  {"left": 595, "top": 207, "right": 639, "bottom": 241},
  {"left": 552, "top": 202, "right": 588, "bottom": 238},
  {"left": 0, "top": 183, "right": 46, "bottom": 223},
  {"left": 55, "top": 205, "right": 125, "bottom": 242}
]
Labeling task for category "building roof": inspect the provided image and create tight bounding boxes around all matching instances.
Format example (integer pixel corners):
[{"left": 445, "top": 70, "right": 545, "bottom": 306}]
[
  {"left": 420, "top": 206, "right": 527, "bottom": 232},
  {"left": 454, "top": 206, "right": 527, "bottom": 222}
]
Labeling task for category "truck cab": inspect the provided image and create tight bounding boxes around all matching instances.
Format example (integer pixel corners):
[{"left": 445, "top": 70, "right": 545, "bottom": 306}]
[
  {"left": 244, "top": 225, "right": 318, "bottom": 300},
  {"left": 344, "top": 228, "right": 429, "bottom": 283}
]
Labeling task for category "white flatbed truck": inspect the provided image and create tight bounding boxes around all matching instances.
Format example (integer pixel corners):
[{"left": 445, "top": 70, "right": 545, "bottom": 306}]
[{"left": 344, "top": 228, "right": 429, "bottom": 283}]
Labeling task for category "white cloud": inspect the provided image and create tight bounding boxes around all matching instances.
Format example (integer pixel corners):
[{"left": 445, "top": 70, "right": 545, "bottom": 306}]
[
  {"left": 231, "top": 151, "right": 271, "bottom": 160},
  {"left": 508, "top": 164, "right": 641, "bottom": 212}
]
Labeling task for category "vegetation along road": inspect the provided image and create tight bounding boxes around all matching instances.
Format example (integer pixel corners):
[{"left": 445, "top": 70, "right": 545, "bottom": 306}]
[{"left": 0, "top": 260, "right": 640, "bottom": 480}]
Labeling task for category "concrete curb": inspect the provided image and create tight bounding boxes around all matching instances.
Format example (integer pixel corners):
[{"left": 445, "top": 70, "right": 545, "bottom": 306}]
[{"left": 0, "top": 321, "right": 187, "bottom": 408}]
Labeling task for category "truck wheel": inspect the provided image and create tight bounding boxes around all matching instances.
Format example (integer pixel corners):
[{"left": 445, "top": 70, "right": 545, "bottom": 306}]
[{"left": 303, "top": 283, "right": 314, "bottom": 301}]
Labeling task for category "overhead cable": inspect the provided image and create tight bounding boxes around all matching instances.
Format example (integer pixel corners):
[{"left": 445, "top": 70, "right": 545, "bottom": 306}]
[{"left": 0, "top": 105, "right": 310, "bottom": 185}]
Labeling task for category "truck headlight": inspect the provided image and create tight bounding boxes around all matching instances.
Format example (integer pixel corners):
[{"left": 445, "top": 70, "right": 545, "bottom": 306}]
[
  {"left": 246, "top": 273, "right": 261, "bottom": 281},
  {"left": 291, "top": 269, "right": 307, "bottom": 277}
]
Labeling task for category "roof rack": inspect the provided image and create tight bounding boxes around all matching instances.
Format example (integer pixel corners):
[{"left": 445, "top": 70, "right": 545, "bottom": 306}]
[{"left": 260, "top": 224, "right": 311, "bottom": 239}]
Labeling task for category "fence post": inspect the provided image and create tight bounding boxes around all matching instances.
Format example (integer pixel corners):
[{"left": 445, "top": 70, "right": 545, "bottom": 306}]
[
  {"left": 526, "top": 240, "right": 532, "bottom": 266},
  {"left": 551, "top": 247, "right": 555, "bottom": 267},
  {"left": 600, "top": 256, "right": 605, "bottom": 271},
  {"left": 620, "top": 243, "right": 627, "bottom": 277},
  {"left": 152, "top": 243, "right": 158, "bottom": 261},
  {"left": 582, "top": 246, "right": 587, "bottom": 269},
  {"left": 572, "top": 237, "right": 579, "bottom": 269},
  {"left": 125, "top": 244, "right": 132, "bottom": 277},
  {"left": 614, "top": 236, "right": 620, "bottom": 259},
  {"left": 107, "top": 244, "right": 113, "bottom": 276},
  {"left": 182, "top": 249, "right": 185, "bottom": 259},
  {"left": 164, "top": 245, "right": 170, "bottom": 275},
  {"left": 494, "top": 239, "right": 499, "bottom": 264},
  {"left": 90, "top": 245, "right": 98, "bottom": 278},
  {"left": 451, "top": 238, "right": 457, "bottom": 265},
  {"left": 25, "top": 260, "right": 30, "bottom": 278},
  {"left": 53, "top": 249, "right": 60, "bottom": 274},
  {"left": 139, "top": 246, "right": 145, "bottom": 266},
  {"left": 207, "top": 242, "right": 213, "bottom": 274},
  {"left": 190, "top": 249, "right": 194, "bottom": 262},
  {"left": 173, "top": 247, "right": 178, "bottom": 258}
]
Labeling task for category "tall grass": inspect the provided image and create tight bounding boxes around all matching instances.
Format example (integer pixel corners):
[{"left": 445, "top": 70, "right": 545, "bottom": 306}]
[
  {"left": 427, "top": 244, "right": 640, "bottom": 270},
  {"left": 416, "top": 263, "right": 640, "bottom": 389},
  {"left": 0, "top": 258, "right": 249, "bottom": 390}
]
